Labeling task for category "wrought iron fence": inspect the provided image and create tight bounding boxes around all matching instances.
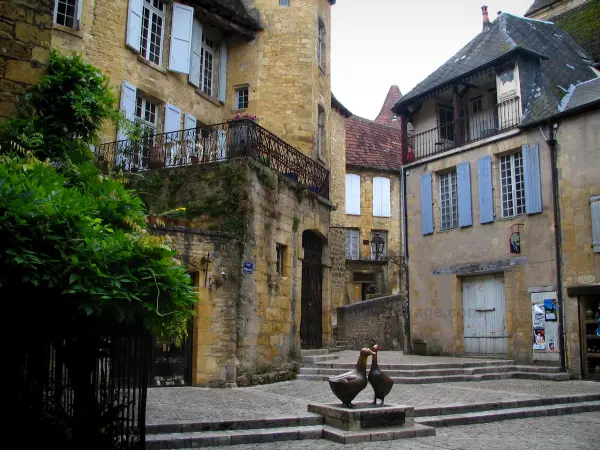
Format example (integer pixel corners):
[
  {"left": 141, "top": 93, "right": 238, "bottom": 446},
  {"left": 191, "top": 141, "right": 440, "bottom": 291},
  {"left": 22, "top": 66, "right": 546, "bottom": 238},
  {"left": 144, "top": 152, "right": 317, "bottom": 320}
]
[
  {"left": 95, "top": 120, "right": 330, "bottom": 199},
  {"left": 406, "top": 96, "right": 521, "bottom": 163},
  {"left": 18, "top": 326, "right": 152, "bottom": 449}
]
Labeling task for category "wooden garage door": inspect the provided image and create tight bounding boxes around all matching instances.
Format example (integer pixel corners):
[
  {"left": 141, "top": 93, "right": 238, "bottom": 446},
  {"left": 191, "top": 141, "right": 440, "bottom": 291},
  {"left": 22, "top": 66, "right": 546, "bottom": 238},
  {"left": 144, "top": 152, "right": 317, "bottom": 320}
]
[{"left": 462, "top": 274, "right": 508, "bottom": 355}]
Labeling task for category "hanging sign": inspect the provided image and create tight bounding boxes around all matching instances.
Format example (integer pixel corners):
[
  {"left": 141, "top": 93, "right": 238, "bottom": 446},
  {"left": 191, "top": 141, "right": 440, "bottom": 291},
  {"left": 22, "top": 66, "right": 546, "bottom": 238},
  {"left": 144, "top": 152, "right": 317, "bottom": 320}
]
[{"left": 509, "top": 224, "right": 523, "bottom": 254}]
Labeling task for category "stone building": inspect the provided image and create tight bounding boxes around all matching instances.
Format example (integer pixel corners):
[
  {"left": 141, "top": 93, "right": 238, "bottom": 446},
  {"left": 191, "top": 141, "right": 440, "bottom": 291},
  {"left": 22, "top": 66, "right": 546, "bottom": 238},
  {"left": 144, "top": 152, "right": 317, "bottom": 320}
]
[
  {"left": 393, "top": 7, "right": 598, "bottom": 374},
  {"left": 2, "top": 0, "right": 348, "bottom": 387}
]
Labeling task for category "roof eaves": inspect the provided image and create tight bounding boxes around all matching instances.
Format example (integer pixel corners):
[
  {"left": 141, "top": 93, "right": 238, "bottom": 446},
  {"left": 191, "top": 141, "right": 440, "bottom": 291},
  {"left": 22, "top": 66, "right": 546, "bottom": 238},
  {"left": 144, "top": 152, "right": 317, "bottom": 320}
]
[{"left": 331, "top": 94, "right": 352, "bottom": 117}]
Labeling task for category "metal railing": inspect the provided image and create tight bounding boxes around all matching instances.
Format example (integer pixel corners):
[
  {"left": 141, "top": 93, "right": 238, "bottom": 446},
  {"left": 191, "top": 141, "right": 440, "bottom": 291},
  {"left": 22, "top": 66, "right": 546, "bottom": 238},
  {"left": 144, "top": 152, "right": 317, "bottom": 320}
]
[
  {"left": 406, "top": 96, "right": 521, "bottom": 163},
  {"left": 95, "top": 120, "right": 330, "bottom": 199}
]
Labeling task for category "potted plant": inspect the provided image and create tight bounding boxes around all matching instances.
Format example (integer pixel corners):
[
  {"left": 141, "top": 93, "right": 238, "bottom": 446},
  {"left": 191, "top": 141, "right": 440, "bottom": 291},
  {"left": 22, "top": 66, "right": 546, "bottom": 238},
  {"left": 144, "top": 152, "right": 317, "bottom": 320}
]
[
  {"left": 229, "top": 114, "right": 259, "bottom": 156},
  {"left": 161, "top": 207, "right": 187, "bottom": 227}
]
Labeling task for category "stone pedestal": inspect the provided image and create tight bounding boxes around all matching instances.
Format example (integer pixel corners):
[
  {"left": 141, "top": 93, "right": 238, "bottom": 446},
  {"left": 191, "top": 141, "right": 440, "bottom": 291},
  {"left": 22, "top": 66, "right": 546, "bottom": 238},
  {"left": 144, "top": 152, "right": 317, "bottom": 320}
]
[{"left": 308, "top": 402, "right": 435, "bottom": 444}]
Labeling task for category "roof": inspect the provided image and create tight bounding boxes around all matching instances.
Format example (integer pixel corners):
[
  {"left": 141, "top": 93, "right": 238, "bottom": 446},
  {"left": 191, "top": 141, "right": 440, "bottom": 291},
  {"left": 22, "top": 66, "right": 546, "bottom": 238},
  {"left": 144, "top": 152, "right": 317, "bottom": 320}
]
[
  {"left": 375, "top": 86, "right": 402, "bottom": 127},
  {"left": 525, "top": 0, "right": 560, "bottom": 17},
  {"left": 394, "top": 13, "right": 597, "bottom": 124},
  {"left": 197, "top": 0, "right": 261, "bottom": 30},
  {"left": 331, "top": 94, "right": 352, "bottom": 117},
  {"left": 345, "top": 116, "right": 403, "bottom": 172},
  {"left": 560, "top": 77, "right": 600, "bottom": 111},
  {"left": 552, "top": 0, "right": 600, "bottom": 63}
]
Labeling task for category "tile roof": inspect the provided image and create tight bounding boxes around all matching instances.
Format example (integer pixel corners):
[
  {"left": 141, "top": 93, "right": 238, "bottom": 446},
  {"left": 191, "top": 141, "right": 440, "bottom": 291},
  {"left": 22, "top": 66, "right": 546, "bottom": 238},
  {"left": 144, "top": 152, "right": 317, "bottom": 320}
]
[
  {"left": 552, "top": 0, "right": 600, "bottom": 63},
  {"left": 525, "top": 0, "right": 560, "bottom": 16},
  {"left": 375, "top": 86, "right": 402, "bottom": 127},
  {"left": 345, "top": 116, "right": 403, "bottom": 172},
  {"left": 394, "top": 13, "right": 597, "bottom": 124}
]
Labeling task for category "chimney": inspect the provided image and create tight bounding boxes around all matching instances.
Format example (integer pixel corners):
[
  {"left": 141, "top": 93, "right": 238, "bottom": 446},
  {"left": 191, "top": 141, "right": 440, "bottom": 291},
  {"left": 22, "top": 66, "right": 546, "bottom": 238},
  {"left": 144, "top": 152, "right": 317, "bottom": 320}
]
[{"left": 482, "top": 5, "right": 491, "bottom": 32}]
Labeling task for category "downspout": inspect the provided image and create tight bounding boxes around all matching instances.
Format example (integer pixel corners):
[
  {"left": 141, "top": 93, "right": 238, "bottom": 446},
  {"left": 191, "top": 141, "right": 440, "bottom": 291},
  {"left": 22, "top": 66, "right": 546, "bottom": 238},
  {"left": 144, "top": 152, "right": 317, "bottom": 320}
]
[
  {"left": 401, "top": 166, "right": 412, "bottom": 354},
  {"left": 546, "top": 123, "right": 567, "bottom": 373}
]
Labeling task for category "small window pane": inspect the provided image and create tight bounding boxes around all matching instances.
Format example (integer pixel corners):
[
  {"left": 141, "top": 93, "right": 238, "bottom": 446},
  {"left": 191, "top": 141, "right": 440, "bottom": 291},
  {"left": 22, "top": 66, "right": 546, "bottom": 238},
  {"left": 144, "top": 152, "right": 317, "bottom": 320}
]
[
  {"left": 236, "top": 87, "right": 249, "bottom": 110},
  {"left": 500, "top": 151, "right": 525, "bottom": 217},
  {"left": 439, "top": 170, "right": 458, "bottom": 230},
  {"left": 280, "top": 0, "right": 290, "bottom": 5},
  {"left": 54, "top": 0, "right": 79, "bottom": 29},
  {"left": 140, "top": 1, "right": 165, "bottom": 65},
  {"left": 276, "top": 244, "right": 286, "bottom": 275}
]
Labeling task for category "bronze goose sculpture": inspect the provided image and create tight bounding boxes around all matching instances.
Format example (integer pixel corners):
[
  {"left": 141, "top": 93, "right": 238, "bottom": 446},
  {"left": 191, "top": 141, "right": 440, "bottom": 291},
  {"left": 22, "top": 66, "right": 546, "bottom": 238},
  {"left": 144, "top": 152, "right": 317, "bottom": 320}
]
[
  {"left": 328, "top": 347, "right": 374, "bottom": 408},
  {"left": 368, "top": 344, "right": 394, "bottom": 406}
]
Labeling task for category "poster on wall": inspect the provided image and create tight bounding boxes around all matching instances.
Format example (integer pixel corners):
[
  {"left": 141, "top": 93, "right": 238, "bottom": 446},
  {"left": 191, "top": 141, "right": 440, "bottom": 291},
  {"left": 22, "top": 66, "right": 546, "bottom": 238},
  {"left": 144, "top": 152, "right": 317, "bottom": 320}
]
[
  {"left": 533, "top": 327, "right": 546, "bottom": 350},
  {"left": 544, "top": 299, "right": 557, "bottom": 321},
  {"left": 533, "top": 303, "right": 545, "bottom": 327}
]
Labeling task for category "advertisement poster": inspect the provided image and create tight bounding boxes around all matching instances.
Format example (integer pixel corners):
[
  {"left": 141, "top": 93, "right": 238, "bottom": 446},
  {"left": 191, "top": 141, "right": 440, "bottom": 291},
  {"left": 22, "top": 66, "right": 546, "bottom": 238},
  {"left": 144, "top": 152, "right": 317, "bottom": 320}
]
[
  {"left": 544, "top": 299, "right": 557, "bottom": 321},
  {"left": 533, "top": 327, "right": 546, "bottom": 350},
  {"left": 533, "top": 303, "right": 545, "bottom": 327}
]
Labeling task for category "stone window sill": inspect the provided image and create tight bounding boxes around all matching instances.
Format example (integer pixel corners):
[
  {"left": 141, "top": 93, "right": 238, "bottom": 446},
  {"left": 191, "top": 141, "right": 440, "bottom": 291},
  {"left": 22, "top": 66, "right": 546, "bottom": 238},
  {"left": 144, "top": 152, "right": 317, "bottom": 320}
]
[
  {"left": 195, "top": 89, "right": 222, "bottom": 107},
  {"left": 137, "top": 55, "right": 168, "bottom": 75},
  {"left": 53, "top": 24, "right": 83, "bottom": 38}
]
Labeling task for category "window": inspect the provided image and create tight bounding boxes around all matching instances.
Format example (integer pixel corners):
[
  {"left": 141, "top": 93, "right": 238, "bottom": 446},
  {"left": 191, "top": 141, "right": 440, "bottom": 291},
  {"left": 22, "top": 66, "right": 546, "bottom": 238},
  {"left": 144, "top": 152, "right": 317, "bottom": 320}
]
[
  {"left": 439, "top": 170, "right": 459, "bottom": 230},
  {"left": 236, "top": 87, "right": 249, "bottom": 110},
  {"left": 345, "top": 173, "right": 361, "bottom": 215},
  {"left": 345, "top": 229, "right": 360, "bottom": 260},
  {"left": 500, "top": 151, "right": 525, "bottom": 217},
  {"left": 317, "top": 106, "right": 325, "bottom": 158},
  {"left": 280, "top": 0, "right": 290, "bottom": 5},
  {"left": 317, "top": 18, "right": 326, "bottom": 70},
  {"left": 470, "top": 96, "right": 483, "bottom": 114},
  {"left": 54, "top": 0, "right": 81, "bottom": 29},
  {"left": 372, "top": 177, "right": 391, "bottom": 217},
  {"left": 276, "top": 244, "right": 287, "bottom": 275},
  {"left": 370, "top": 231, "right": 387, "bottom": 261},
  {"left": 200, "top": 35, "right": 216, "bottom": 96},
  {"left": 438, "top": 107, "right": 454, "bottom": 141},
  {"left": 140, "top": 0, "right": 165, "bottom": 65},
  {"left": 135, "top": 95, "right": 158, "bottom": 132}
]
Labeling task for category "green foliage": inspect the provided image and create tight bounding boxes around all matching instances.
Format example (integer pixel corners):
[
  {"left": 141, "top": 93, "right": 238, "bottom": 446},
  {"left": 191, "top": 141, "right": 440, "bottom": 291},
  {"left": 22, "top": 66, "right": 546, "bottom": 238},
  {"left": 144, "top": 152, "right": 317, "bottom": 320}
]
[
  {"left": 257, "top": 165, "right": 277, "bottom": 190},
  {"left": 292, "top": 216, "right": 300, "bottom": 232},
  {"left": 161, "top": 207, "right": 187, "bottom": 219},
  {"left": 0, "top": 50, "right": 119, "bottom": 161}
]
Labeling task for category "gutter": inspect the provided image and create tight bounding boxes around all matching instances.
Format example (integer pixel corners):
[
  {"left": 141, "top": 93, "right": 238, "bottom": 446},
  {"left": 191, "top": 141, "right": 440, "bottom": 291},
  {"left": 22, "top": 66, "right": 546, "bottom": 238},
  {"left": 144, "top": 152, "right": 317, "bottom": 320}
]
[{"left": 401, "top": 166, "right": 412, "bottom": 354}]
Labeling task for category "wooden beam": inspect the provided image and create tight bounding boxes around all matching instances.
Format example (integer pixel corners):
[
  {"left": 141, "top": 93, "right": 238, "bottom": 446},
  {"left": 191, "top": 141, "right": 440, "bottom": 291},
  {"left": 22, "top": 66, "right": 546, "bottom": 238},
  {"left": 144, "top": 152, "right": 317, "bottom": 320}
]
[
  {"left": 194, "top": 5, "right": 256, "bottom": 40},
  {"left": 452, "top": 86, "right": 463, "bottom": 146}
]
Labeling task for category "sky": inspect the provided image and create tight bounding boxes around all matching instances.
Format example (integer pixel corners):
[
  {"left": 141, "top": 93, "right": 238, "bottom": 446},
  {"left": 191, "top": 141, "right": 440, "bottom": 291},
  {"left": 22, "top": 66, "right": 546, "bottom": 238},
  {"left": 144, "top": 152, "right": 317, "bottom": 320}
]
[{"left": 331, "top": 0, "right": 533, "bottom": 119}]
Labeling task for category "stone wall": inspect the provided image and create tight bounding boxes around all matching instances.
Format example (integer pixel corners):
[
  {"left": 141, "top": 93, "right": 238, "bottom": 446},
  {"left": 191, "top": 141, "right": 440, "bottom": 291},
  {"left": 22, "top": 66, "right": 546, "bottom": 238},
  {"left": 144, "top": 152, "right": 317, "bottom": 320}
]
[
  {"left": 0, "top": 0, "right": 53, "bottom": 120},
  {"left": 337, "top": 294, "right": 405, "bottom": 351}
]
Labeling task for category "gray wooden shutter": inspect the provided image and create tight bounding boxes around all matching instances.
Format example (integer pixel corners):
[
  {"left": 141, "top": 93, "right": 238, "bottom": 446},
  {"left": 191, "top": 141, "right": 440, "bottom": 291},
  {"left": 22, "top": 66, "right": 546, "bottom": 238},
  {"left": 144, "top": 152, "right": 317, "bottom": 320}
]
[
  {"left": 218, "top": 41, "right": 228, "bottom": 102},
  {"left": 169, "top": 3, "right": 194, "bottom": 74},
  {"left": 478, "top": 155, "right": 494, "bottom": 223},
  {"left": 117, "top": 80, "right": 136, "bottom": 141},
  {"left": 523, "top": 142, "right": 542, "bottom": 214},
  {"left": 591, "top": 195, "right": 600, "bottom": 253},
  {"left": 126, "top": 0, "right": 143, "bottom": 52},
  {"left": 189, "top": 19, "right": 203, "bottom": 87},
  {"left": 421, "top": 173, "right": 434, "bottom": 235},
  {"left": 457, "top": 161, "right": 472, "bottom": 227}
]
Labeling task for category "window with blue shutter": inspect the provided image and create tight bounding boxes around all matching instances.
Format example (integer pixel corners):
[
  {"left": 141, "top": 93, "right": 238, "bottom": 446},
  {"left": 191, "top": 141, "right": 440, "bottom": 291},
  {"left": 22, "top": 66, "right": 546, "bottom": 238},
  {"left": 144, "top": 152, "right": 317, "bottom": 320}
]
[
  {"left": 421, "top": 173, "right": 434, "bottom": 235},
  {"left": 164, "top": 104, "right": 182, "bottom": 165},
  {"left": 373, "top": 177, "right": 391, "bottom": 217},
  {"left": 345, "top": 174, "right": 361, "bottom": 215},
  {"left": 117, "top": 81, "right": 137, "bottom": 142},
  {"left": 522, "top": 142, "right": 542, "bottom": 214},
  {"left": 189, "top": 20, "right": 203, "bottom": 87},
  {"left": 457, "top": 161, "right": 472, "bottom": 227},
  {"left": 478, "top": 155, "right": 494, "bottom": 223},
  {"left": 218, "top": 42, "right": 228, "bottom": 102},
  {"left": 169, "top": 3, "right": 194, "bottom": 74},
  {"left": 126, "top": 0, "right": 143, "bottom": 51}
]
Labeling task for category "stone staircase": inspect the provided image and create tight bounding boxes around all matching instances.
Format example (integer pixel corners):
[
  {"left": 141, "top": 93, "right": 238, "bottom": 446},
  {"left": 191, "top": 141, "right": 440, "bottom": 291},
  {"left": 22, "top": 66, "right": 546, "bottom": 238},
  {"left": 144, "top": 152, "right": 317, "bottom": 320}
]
[{"left": 299, "top": 350, "right": 570, "bottom": 384}]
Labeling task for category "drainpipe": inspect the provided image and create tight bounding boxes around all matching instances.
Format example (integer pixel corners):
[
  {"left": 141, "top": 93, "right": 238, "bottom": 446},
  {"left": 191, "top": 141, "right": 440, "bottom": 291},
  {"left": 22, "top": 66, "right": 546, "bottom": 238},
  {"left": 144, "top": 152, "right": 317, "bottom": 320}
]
[
  {"left": 546, "top": 123, "right": 567, "bottom": 373},
  {"left": 401, "top": 166, "right": 412, "bottom": 354}
]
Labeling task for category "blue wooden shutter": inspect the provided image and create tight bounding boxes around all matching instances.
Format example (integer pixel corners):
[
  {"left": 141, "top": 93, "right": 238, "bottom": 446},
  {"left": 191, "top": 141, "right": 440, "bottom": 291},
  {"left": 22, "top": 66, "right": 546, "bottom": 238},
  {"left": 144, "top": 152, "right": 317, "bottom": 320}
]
[
  {"left": 523, "top": 142, "right": 542, "bottom": 214},
  {"left": 126, "top": 0, "right": 143, "bottom": 51},
  {"left": 421, "top": 173, "right": 433, "bottom": 235},
  {"left": 218, "top": 41, "right": 228, "bottom": 102},
  {"left": 117, "top": 81, "right": 136, "bottom": 141},
  {"left": 189, "top": 20, "right": 203, "bottom": 87},
  {"left": 457, "top": 162, "right": 472, "bottom": 227},
  {"left": 478, "top": 155, "right": 494, "bottom": 223}
]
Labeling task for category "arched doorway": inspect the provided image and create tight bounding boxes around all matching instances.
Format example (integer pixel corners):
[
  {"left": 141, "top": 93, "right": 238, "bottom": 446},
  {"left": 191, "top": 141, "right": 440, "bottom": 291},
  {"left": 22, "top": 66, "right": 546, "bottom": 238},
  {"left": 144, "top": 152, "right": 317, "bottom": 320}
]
[{"left": 301, "top": 230, "right": 324, "bottom": 349}]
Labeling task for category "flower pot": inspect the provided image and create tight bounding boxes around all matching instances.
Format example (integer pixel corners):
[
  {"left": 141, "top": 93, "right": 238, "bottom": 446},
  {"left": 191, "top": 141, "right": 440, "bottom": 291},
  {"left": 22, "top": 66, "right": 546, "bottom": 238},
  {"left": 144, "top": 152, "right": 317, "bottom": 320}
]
[
  {"left": 191, "top": 155, "right": 199, "bottom": 164},
  {"left": 174, "top": 218, "right": 187, "bottom": 227},
  {"left": 148, "top": 146, "right": 165, "bottom": 170},
  {"left": 148, "top": 215, "right": 158, "bottom": 225}
]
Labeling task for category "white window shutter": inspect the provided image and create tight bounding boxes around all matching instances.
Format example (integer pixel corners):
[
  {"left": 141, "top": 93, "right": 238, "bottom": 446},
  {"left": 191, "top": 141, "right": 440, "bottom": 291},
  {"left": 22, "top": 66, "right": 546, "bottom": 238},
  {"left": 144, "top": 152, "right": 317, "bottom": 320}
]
[
  {"left": 373, "top": 177, "right": 391, "bottom": 217},
  {"left": 591, "top": 196, "right": 600, "bottom": 253},
  {"left": 372, "top": 177, "right": 380, "bottom": 216},
  {"left": 345, "top": 230, "right": 359, "bottom": 259},
  {"left": 76, "top": 0, "right": 83, "bottom": 29},
  {"left": 218, "top": 41, "right": 228, "bottom": 102},
  {"left": 184, "top": 113, "right": 197, "bottom": 131},
  {"left": 126, "top": 0, "right": 143, "bottom": 52},
  {"left": 169, "top": 3, "right": 194, "bottom": 74},
  {"left": 345, "top": 231, "right": 352, "bottom": 259},
  {"left": 345, "top": 174, "right": 361, "bottom": 215},
  {"left": 189, "top": 19, "right": 203, "bottom": 87},
  {"left": 117, "top": 81, "right": 136, "bottom": 141},
  {"left": 164, "top": 104, "right": 182, "bottom": 165}
]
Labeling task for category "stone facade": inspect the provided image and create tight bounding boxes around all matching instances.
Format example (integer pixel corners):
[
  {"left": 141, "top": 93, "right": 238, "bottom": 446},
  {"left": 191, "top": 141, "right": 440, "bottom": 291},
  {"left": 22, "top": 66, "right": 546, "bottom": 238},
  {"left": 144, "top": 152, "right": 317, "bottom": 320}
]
[
  {"left": 555, "top": 109, "right": 600, "bottom": 377},
  {"left": 405, "top": 129, "right": 558, "bottom": 362},
  {"left": 0, "top": 0, "right": 53, "bottom": 120}
]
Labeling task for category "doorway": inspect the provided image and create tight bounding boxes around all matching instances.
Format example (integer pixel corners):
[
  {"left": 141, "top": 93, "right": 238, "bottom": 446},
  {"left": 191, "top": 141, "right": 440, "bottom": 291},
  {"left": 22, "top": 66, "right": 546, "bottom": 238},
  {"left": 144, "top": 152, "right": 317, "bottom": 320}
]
[{"left": 300, "top": 230, "right": 323, "bottom": 349}]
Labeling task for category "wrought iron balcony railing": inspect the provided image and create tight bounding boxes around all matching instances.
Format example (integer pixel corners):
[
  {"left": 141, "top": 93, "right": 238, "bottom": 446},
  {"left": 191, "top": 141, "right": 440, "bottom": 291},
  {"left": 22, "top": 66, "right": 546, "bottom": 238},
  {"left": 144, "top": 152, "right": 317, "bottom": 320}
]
[
  {"left": 405, "top": 96, "right": 521, "bottom": 163},
  {"left": 95, "top": 120, "right": 330, "bottom": 199}
]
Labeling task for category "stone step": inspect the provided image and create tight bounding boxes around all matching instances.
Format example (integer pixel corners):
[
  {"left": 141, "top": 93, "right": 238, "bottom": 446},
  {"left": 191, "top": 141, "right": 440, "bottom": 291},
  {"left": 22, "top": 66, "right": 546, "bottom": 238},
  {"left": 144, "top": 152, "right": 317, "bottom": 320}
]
[
  {"left": 146, "top": 425, "right": 324, "bottom": 449},
  {"left": 322, "top": 423, "right": 436, "bottom": 444},
  {"left": 298, "top": 365, "right": 562, "bottom": 377},
  {"left": 146, "top": 415, "right": 324, "bottom": 435},
  {"left": 416, "top": 400, "right": 600, "bottom": 428},
  {"left": 414, "top": 393, "right": 600, "bottom": 418},
  {"left": 307, "top": 360, "right": 515, "bottom": 370},
  {"left": 295, "top": 371, "right": 570, "bottom": 383},
  {"left": 301, "top": 354, "right": 340, "bottom": 364},
  {"left": 300, "top": 349, "right": 329, "bottom": 357}
]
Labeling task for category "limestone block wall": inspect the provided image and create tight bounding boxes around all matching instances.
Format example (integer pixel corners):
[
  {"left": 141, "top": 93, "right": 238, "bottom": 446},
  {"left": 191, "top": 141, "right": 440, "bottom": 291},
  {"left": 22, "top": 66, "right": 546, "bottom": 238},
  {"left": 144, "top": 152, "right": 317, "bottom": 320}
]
[
  {"left": 555, "top": 110, "right": 600, "bottom": 377},
  {"left": 405, "top": 129, "right": 557, "bottom": 361},
  {"left": 337, "top": 294, "right": 405, "bottom": 351},
  {"left": 0, "top": 0, "right": 53, "bottom": 120}
]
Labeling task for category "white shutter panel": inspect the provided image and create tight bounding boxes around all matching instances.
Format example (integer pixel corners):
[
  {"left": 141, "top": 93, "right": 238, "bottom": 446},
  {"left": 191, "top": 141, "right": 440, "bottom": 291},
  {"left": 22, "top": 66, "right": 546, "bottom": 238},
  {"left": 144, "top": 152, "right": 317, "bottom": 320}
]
[
  {"left": 164, "top": 104, "right": 182, "bottom": 165},
  {"left": 117, "top": 81, "right": 136, "bottom": 141},
  {"left": 345, "top": 231, "right": 352, "bottom": 259},
  {"left": 76, "top": 0, "right": 83, "bottom": 29},
  {"left": 169, "top": 3, "right": 194, "bottom": 74},
  {"left": 373, "top": 177, "right": 391, "bottom": 217},
  {"left": 218, "top": 41, "right": 228, "bottom": 102},
  {"left": 189, "top": 20, "right": 203, "bottom": 87},
  {"left": 184, "top": 113, "right": 197, "bottom": 131},
  {"left": 351, "top": 230, "right": 359, "bottom": 259},
  {"left": 592, "top": 196, "right": 600, "bottom": 253},
  {"left": 126, "top": 0, "right": 143, "bottom": 52},
  {"left": 345, "top": 174, "right": 361, "bottom": 215},
  {"left": 372, "top": 177, "right": 380, "bottom": 216}
]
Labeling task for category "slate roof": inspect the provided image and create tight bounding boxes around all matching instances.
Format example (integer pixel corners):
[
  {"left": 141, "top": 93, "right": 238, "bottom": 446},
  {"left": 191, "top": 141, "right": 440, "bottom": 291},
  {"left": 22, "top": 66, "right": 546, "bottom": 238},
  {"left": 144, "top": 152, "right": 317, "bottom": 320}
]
[
  {"left": 345, "top": 116, "right": 403, "bottom": 172},
  {"left": 198, "top": 0, "right": 261, "bottom": 30},
  {"left": 552, "top": 0, "right": 600, "bottom": 63},
  {"left": 525, "top": 0, "right": 560, "bottom": 16},
  {"left": 560, "top": 77, "right": 600, "bottom": 111},
  {"left": 394, "top": 13, "right": 598, "bottom": 124}
]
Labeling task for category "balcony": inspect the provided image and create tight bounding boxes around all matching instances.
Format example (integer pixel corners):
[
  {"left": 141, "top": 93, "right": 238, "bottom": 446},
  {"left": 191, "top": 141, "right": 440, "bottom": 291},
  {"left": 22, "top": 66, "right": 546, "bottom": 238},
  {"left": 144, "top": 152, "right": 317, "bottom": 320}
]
[
  {"left": 95, "top": 120, "right": 330, "bottom": 199},
  {"left": 406, "top": 96, "right": 521, "bottom": 163}
]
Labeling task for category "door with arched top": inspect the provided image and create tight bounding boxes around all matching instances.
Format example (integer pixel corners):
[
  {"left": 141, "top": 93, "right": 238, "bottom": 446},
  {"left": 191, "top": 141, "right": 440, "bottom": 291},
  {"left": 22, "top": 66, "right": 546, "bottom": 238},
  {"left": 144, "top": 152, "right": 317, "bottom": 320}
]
[{"left": 301, "top": 231, "right": 323, "bottom": 349}]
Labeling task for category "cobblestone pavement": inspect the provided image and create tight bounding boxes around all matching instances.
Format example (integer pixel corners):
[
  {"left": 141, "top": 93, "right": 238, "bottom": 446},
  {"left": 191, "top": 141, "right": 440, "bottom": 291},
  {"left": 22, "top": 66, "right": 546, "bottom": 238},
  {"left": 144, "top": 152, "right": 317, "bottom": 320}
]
[{"left": 194, "top": 412, "right": 600, "bottom": 449}]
